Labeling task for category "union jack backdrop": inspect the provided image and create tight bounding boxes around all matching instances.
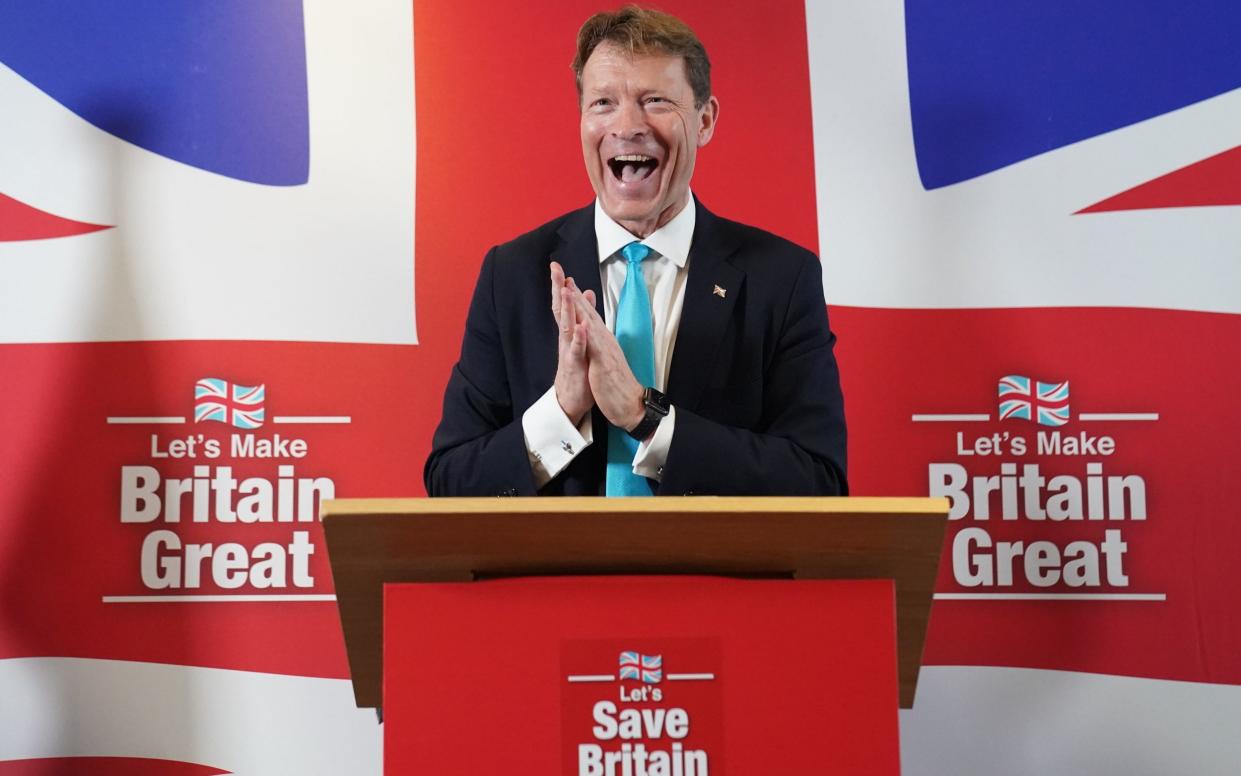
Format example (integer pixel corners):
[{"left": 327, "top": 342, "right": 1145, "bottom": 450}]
[{"left": 1, "top": 1, "right": 1238, "bottom": 774}]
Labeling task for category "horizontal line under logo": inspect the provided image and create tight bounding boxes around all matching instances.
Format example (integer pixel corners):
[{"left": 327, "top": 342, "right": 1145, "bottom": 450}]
[
  {"left": 935, "top": 593, "right": 1165, "bottom": 601},
  {"left": 105, "top": 415, "right": 352, "bottom": 424},
  {"left": 102, "top": 594, "right": 337, "bottom": 603},
  {"left": 566, "top": 673, "right": 716, "bottom": 682}
]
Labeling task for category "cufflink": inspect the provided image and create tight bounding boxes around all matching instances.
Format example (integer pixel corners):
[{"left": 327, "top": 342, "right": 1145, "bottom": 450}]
[{"left": 561, "top": 440, "right": 574, "bottom": 454}]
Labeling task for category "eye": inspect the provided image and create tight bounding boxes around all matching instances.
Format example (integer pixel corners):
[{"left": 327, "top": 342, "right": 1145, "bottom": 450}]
[{"left": 591, "top": 97, "right": 613, "bottom": 108}]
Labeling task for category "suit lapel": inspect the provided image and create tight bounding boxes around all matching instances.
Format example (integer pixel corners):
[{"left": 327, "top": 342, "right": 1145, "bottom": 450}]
[
  {"left": 550, "top": 204, "right": 605, "bottom": 321},
  {"left": 667, "top": 200, "right": 744, "bottom": 410}
]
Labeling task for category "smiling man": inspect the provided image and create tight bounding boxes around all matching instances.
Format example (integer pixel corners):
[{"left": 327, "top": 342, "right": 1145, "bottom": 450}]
[{"left": 424, "top": 6, "right": 847, "bottom": 497}]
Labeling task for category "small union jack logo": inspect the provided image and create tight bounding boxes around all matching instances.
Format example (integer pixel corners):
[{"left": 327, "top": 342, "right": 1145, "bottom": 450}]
[
  {"left": 998, "top": 375, "right": 1069, "bottom": 426},
  {"left": 619, "top": 651, "right": 662, "bottom": 684},
  {"left": 195, "top": 378, "right": 266, "bottom": 429}
]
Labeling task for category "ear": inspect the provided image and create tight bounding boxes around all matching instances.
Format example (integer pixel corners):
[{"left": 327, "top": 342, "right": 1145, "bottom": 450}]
[{"left": 697, "top": 96, "right": 720, "bottom": 148}]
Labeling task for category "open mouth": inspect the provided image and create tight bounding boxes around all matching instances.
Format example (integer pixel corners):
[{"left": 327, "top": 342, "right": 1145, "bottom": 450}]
[{"left": 608, "top": 154, "right": 659, "bottom": 184}]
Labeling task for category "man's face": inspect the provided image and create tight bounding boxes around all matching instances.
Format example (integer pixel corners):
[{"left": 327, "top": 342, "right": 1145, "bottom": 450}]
[{"left": 580, "top": 42, "right": 719, "bottom": 237}]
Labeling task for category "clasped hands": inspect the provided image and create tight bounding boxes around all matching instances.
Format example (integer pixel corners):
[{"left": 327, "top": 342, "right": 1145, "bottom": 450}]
[{"left": 550, "top": 261, "right": 646, "bottom": 433}]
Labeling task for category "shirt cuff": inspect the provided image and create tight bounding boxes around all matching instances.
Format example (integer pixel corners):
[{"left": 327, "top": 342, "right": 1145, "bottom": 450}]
[
  {"left": 522, "top": 387, "right": 593, "bottom": 488},
  {"left": 632, "top": 405, "right": 674, "bottom": 482}
]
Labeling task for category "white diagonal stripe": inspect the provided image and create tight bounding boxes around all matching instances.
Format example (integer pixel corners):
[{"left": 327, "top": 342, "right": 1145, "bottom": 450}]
[
  {"left": 0, "top": 0, "right": 416, "bottom": 344},
  {"left": 807, "top": 2, "right": 1241, "bottom": 313},
  {"left": 901, "top": 666, "right": 1241, "bottom": 775},
  {"left": 0, "top": 657, "right": 379, "bottom": 775}
]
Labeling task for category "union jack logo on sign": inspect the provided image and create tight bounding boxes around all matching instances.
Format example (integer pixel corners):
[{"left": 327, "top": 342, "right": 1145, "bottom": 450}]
[
  {"left": 194, "top": 378, "right": 266, "bottom": 429},
  {"left": 619, "top": 651, "right": 662, "bottom": 684},
  {"left": 998, "top": 375, "right": 1070, "bottom": 426}
]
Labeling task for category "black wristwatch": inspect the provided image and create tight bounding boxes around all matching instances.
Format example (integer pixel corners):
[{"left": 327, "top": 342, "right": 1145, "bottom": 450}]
[{"left": 627, "top": 387, "right": 671, "bottom": 441}]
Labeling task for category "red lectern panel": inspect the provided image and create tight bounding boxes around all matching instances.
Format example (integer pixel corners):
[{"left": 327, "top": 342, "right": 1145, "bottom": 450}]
[{"left": 385, "top": 575, "right": 899, "bottom": 775}]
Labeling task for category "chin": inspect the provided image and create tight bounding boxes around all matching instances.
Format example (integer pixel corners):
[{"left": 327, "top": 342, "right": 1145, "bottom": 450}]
[
  {"left": 601, "top": 196, "right": 657, "bottom": 223},
  {"left": 613, "top": 201, "right": 658, "bottom": 220}
]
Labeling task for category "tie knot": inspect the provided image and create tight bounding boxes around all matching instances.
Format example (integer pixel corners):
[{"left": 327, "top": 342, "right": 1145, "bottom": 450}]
[{"left": 620, "top": 241, "right": 651, "bottom": 264}]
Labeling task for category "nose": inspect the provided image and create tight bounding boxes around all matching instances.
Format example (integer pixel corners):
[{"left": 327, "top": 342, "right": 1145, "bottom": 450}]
[{"left": 611, "top": 100, "right": 648, "bottom": 140}]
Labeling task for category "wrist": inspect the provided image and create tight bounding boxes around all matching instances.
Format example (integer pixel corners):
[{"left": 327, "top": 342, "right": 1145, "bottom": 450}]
[
  {"left": 624, "top": 389, "right": 646, "bottom": 432},
  {"left": 555, "top": 386, "right": 589, "bottom": 425}
]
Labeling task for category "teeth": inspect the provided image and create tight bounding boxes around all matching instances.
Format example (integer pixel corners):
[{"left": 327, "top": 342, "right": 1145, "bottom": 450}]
[{"left": 613, "top": 154, "right": 654, "bottom": 163}]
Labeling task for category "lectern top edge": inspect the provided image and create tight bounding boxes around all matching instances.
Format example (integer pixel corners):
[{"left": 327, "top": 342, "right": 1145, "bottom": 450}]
[
  {"left": 321, "top": 496, "right": 948, "bottom": 710},
  {"left": 322, "top": 495, "right": 950, "bottom": 518}
]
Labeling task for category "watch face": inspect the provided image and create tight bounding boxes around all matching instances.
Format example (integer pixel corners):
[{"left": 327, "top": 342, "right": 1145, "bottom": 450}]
[{"left": 645, "top": 388, "right": 671, "bottom": 414}]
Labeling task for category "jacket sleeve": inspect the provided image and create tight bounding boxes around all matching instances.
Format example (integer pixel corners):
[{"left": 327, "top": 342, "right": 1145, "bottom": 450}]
[
  {"left": 658, "top": 252, "right": 848, "bottom": 496},
  {"left": 423, "top": 248, "right": 540, "bottom": 497}
]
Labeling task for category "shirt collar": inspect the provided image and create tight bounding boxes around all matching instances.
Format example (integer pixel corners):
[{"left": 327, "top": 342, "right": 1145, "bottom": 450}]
[{"left": 593, "top": 193, "right": 695, "bottom": 268}]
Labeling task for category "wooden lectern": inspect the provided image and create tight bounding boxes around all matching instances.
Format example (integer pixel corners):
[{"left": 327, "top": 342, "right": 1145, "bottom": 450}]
[{"left": 322, "top": 497, "right": 948, "bottom": 774}]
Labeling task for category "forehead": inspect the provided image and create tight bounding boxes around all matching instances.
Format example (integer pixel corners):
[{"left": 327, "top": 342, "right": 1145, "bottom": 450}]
[{"left": 580, "top": 42, "right": 691, "bottom": 93}]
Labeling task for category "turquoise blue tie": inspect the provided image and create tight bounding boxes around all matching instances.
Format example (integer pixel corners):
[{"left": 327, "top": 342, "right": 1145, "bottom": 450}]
[{"left": 606, "top": 241, "right": 655, "bottom": 496}]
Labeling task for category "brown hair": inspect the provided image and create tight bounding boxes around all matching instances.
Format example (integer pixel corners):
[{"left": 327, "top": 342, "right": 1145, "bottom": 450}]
[{"left": 572, "top": 5, "right": 712, "bottom": 109}]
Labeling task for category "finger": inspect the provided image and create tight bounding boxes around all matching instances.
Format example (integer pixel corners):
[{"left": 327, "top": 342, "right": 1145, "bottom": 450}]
[
  {"left": 563, "top": 276, "right": 585, "bottom": 313},
  {"left": 550, "top": 261, "right": 565, "bottom": 320},
  {"left": 564, "top": 283, "right": 593, "bottom": 329},
  {"left": 565, "top": 286, "right": 578, "bottom": 328},
  {"left": 560, "top": 286, "right": 577, "bottom": 335},
  {"left": 583, "top": 288, "right": 596, "bottom": 308},
  {"left": 569, "top": 320, "right": 588, "bottom": 359},
  {"left": 564, "top": 275, "right": 584, "bottom": 304},
  {"left": 571, "top": 283, "right": 606, "bottom": 327}
]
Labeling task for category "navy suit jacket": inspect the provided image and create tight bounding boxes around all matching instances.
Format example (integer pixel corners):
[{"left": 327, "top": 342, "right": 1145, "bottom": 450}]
[{"left": 424, "top": 198, "right": 847, "bottom": 496}]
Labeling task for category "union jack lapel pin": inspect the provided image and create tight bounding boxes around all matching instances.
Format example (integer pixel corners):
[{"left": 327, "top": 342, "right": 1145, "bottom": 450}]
[{"left": 713, "top": 284, "right": 727, "bottom": 298}]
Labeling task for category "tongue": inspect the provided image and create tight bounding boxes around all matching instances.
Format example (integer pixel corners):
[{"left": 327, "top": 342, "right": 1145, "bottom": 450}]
[{"left": 621, "top": 163, "right": 651, "bottom": 183}]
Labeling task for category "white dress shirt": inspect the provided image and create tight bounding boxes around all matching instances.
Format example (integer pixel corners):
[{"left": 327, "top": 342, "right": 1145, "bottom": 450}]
[{"left": 521, "top": 197, "right": 695, "bottom": 489}]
